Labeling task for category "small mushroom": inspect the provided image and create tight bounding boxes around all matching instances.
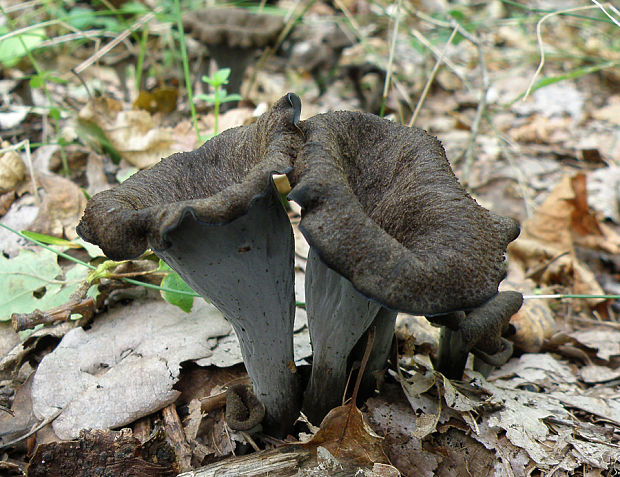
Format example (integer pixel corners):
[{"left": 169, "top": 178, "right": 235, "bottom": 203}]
[
  {"left": 288, "top": 110, "right": 521, "bottom": 421},
  {"left": 183, "top": 8, "right": 284, "bottom": 102},
  {"left": 77, "top": 94, "right": 304, "bottom": 436}
]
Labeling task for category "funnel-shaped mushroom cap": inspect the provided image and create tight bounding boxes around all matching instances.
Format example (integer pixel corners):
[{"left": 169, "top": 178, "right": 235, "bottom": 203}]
[
  {"left": 77, "top": 94, "right": 302, "bottom": 260},
  {"left": 182, "top": 7, "right": 285, "bottom": 98},
  {"left": 183, "top": 8, "right": 284, "bottom": 49},
  {"left": 77, "top": 94, "right": 304, "bottom": 436},
  {"left": 289, "top": 111, "right": 519, "bottom": 316}
]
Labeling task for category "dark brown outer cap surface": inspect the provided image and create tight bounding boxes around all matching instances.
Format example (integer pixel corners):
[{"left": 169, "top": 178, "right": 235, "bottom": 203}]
[
  {"left": 182, "top": 8, "right": 284, "bottom": 49},
  {"left": 76, "top": 95, "right": 302, "bottom": 260},
  {"left": 288, "top": 111, "right": 520, "bottom": 316}
]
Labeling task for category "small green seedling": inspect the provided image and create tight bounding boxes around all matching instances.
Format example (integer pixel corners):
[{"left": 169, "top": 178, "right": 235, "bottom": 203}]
[{"left": 195, "top": 68, "right": 242, "bottom": 139}]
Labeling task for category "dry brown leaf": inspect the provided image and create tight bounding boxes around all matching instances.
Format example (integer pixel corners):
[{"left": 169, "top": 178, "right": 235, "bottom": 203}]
[
  {"left": 510, "top": 115, "right": 571, "bottom": 144},
  {"left": 78, "top": 97, "right": 180, "bottom": 169},
  {"left": 29, "top": 173, "right": 87, "bottom": 239},
  {"left": 508, "top": 173, "right": 616, "bottom": 304},
  {"left": 0, "top": 146, "right": 25, "bottom": 193},
  {"left": 303, "top": 402, "right": 389, "bottom": 470},
  {"left": 509, "top": 299, "right": 556, "bottom": 353}
]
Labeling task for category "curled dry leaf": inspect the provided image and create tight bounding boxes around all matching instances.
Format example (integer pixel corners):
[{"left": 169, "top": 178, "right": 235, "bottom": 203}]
[
  {"left": 302, "top": 403, "right": 390, "bottom": 471},
  {"left": 509, "top": 298, "right": 556, "bottom": 353},
  {"left": 29, "top": 173, "right": 87, "bottom": 239},
  {"left": 508, "top": 173, "right": 614, "bottom": 305},
  {"left": 0, "top": 147, "right": 25, "bottom": 193},
  {"left": 78, "top": 96, "right": 182, "bottom": 169}
]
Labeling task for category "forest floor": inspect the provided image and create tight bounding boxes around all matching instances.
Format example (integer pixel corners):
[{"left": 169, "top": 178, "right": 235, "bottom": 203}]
[{"left": 0, "top": 0, "right": 619, "bottom": 476}]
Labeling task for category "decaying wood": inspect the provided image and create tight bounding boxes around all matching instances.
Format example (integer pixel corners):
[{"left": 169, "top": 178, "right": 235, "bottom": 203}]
[{"left": 176, "top": 445, "right": 313, "bottom": 477}]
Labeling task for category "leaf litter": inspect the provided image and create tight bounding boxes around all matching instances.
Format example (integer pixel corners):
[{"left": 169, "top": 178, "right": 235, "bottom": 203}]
[{"left": 1, "top": 0, "right": 620, "bottom": 475}]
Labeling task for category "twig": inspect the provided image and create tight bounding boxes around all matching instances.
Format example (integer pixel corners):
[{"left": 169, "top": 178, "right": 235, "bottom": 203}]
[{"left": 408, "top": 26, "right": 458, "bottom": 128}]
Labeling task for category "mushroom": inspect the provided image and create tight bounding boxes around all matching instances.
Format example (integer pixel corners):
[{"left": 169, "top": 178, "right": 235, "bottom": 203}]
[
  {"left": 288, "top": 110, "right": 522, "bottom": 421},
  {"left": 77, "top": 94, "right": 304, "bottom": 436},
  {"left": 182, "top": 8, "right": 284, "bottom": 102}
]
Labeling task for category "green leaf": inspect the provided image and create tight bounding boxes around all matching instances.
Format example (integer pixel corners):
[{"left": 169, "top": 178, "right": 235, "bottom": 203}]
[
  {"left": 0, "top": 249, "right": 88, "bottom": 321},
  {"left": 509, "top": 61, "right": 619, "bottom": 105},
  {"left": 201, "top": 68, "right": 232, "bottom": 87},
  {"left": 29, "top": 74, "right": 44, "bottom": 89},
  {"left": 49, "top": 106, "right": 61, "bottom": 121},
  {"left": 76, "top": 119, "right": 122, "bottom": 164},
  {"left": 158, "top": 260, "right": 195, "bottom": 312},
  {"left": 212, "top": 68, "right": 231, "bottom": 85},
  {"left": 21, "top": 231, "right": 78, "bottom": 248},
  {"left": 0, "top": 27, "right": 47, "bottom": 68}
]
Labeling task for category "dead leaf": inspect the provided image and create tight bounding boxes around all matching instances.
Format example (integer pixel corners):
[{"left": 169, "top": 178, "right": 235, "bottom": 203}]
[
  {"left": 303, "top": 403, "right": 389, "bottom": 470},
  {"left": 509, "top": 299, "right": 556, "bottom": 353},
  {"left": 0, "top": 146, "right": 25, "bottom": 193},
  {"left": 570, "top": 327, "right": 620, "bottom": 361},
  {"left": 133, "top": 87, "right": 178, "bottom": 114},
  {"left": 578, "top": 364, "right": 620, "bottom": 384},
  {"left": 78, "top": 97, "right": 181, "bottom": 169},
  {"left": 29, "top": 173, "right": 87, "bottom": 240},
  {"left": 30, "top": 299, "right": 231, "bottom": 439}
]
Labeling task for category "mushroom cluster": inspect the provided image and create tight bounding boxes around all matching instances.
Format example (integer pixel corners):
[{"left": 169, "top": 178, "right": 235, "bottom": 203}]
[
  {"left": 77, "top": 93, "right": 522, "bottom": 436},
  {"left": 183, "top": 8, "right": 284, "bottom": 104}
]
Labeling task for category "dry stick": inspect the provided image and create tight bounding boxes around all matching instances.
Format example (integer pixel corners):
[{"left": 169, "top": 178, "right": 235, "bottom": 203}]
[
  {"left": 408, "top": 26, "right": 458, "bottom": 128},
  {"left": 523, "top": 4, "right": 601, "bottom": 100}
]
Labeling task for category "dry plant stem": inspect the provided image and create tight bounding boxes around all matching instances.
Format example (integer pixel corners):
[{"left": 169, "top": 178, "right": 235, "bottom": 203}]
[
  {"left": 162, "top": 404, "right": 193, "bottom": 473},
  {"left": 73, "top": 8, "right": 161, "bottom": 75},
  {"left": 0, "top": 408, "right": 62, "bottom": 450},
  {"left": 245, "top": 0, "right": 315, "bottom": 97},
  {"left": 460, "top": 39, "right": 489, "bottom": 184},
  {"left": 591, "top": 0, "right": 620, "bottom": 26},
  {"left": 11, "top": 297, "right": 95, "bottom": 332},
  {"left": 484, "top": 115, "right": 534, "bottom": 217},
  {"left": 380, "top": 0, "right": 402, "bottom": 116},
  {"left": 524, "top": 5, "right": 602, "bottom": 99},
  {"left": 408, "top": 26, "right": 458, "bottom": 128},
  {"left": 408, "top": 27, "right": 472, "bottom": 92}
]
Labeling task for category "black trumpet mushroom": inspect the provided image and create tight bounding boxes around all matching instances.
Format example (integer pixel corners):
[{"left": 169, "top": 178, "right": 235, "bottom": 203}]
[
  {"left": 77, "top": 93, "right": 522, "bottom": 433},
  {"left": 182, "top": 7, "right": 284, "bottom": 103},
  {"left": 77, "top": 94, "right": 304, "bottom": 437},
  {"left": 289, "top": 110, "right": 522, "bottom": 420}
]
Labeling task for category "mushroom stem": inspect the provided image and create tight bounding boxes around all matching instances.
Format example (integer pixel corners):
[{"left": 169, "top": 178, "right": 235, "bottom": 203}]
[
  {"left": 350, "top": 306, "right": 398, "bottom": 398},
  {"left": 302, "top": 248, "right": 381, "bottom": 425},
  {"left": 430, "top": 291, "right": 524, "bottom": 379},
  {"left": 157, "top": 181, "right": 301, "bottom": 436}
]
